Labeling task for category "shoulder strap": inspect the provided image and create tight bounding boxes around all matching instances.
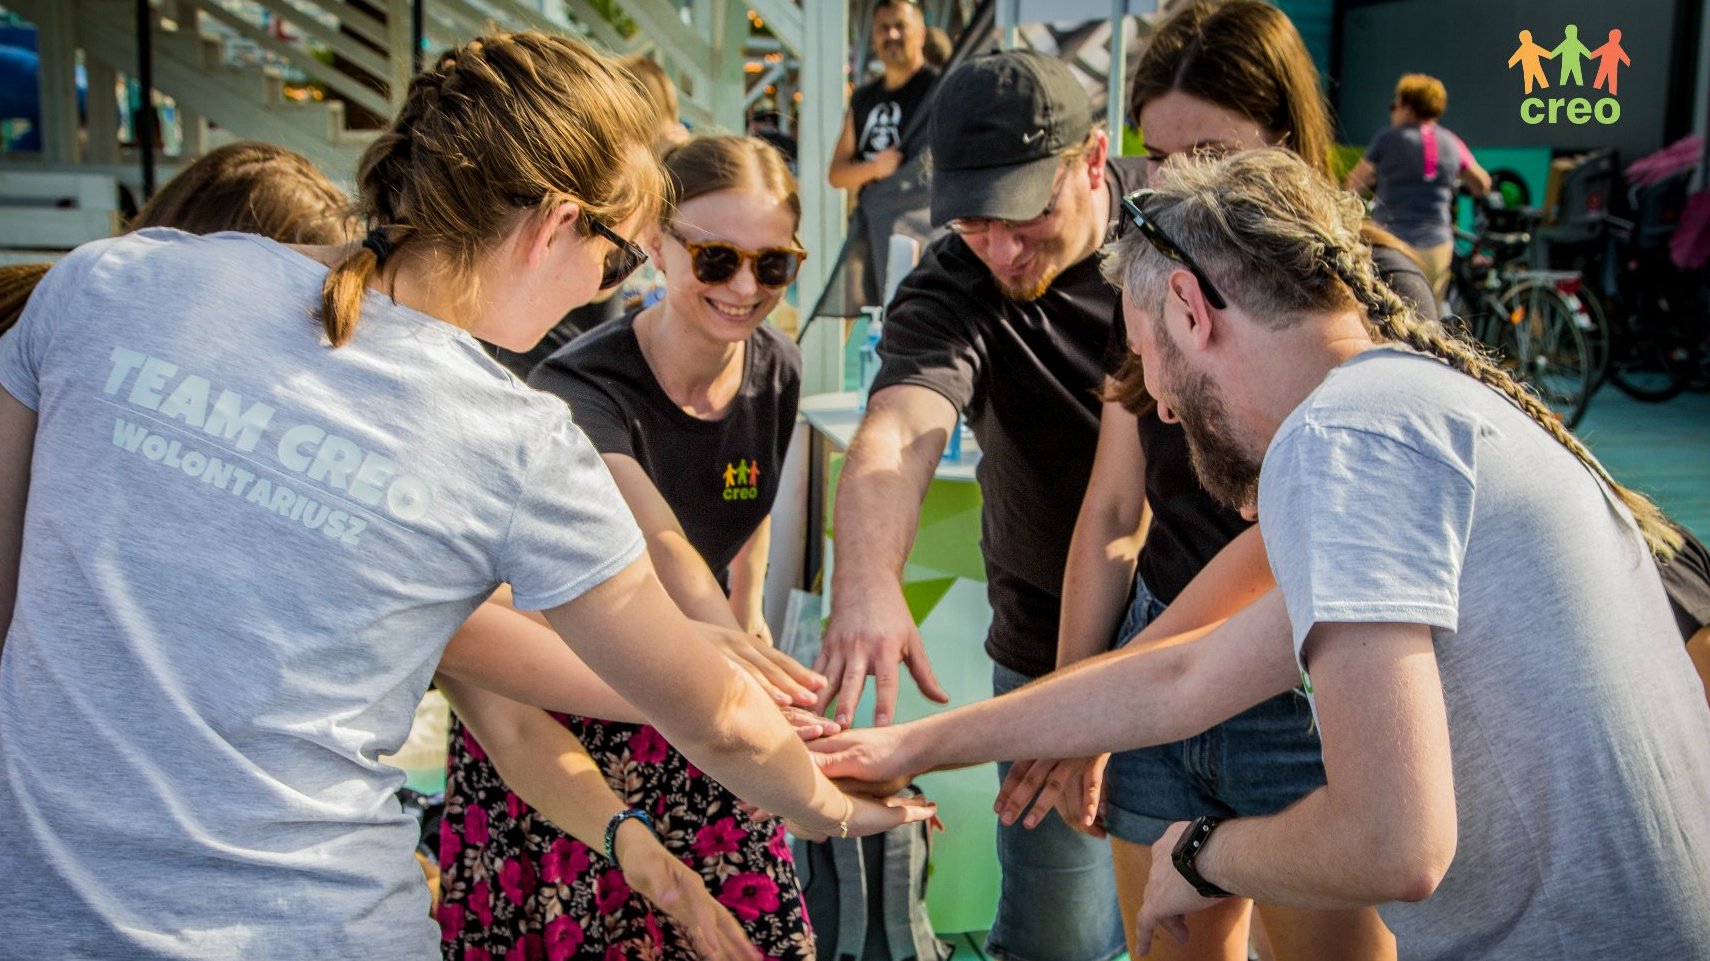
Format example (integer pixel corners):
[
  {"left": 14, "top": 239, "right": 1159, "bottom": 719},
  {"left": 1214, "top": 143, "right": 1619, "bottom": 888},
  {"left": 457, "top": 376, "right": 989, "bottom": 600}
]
[{"left": 830, "top": 836, "right": 869, "bottom": 960}]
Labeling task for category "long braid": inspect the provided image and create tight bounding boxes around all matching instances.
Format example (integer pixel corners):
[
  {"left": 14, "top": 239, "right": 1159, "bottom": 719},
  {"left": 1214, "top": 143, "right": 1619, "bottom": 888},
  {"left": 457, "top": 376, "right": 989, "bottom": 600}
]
[{"left": 1325, "top": 244, "right": 1683, "bottom": 560}]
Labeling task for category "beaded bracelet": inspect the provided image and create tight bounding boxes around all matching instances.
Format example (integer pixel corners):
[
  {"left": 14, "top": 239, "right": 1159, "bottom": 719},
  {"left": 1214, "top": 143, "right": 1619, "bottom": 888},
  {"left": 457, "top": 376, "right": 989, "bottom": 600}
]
[{"left": 604, "top": 808, "right": 655, "bottom": 863}]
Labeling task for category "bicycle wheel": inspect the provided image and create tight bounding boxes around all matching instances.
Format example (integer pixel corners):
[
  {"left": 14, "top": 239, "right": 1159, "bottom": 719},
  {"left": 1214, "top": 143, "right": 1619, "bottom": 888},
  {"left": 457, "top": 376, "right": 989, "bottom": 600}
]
[
  {"left": 1610, "top": 335, "right": 1691, "bottom": 402},
  {"left": 1507, "top": 275, "right": 1611, "bottom": 391},
  {"left": 1492, "top": 280, "right": 1594, "bottom": 426}
]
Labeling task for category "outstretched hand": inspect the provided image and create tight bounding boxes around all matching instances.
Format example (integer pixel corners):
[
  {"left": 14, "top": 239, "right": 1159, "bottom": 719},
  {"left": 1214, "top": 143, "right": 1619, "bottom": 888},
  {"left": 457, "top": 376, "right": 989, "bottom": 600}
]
[
  {"left": 697, "top": 621, "right": 826, "bottom": 708},
  {"left": 805, "top": 724, "right": 923, "bottom": 790},
  {"left": 784, "top": 788, "right": 938, "bottom": 843},
  {"left": 618, "top": 829, "right": 764, "bottom": 961},
  {"left": 995, "top": 755, "right": 1109, "bottom": 836},
  {"left": 814, "top": 590, "right": 948, "bottom": 727},
  {"left": 1133, "top": 820, "right": 1227, "bottom": 955}
]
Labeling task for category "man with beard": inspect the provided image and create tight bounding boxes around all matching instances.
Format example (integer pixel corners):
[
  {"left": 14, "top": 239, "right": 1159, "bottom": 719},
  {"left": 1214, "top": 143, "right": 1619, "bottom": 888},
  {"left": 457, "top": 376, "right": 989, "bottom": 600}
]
[
  {"left": 829, "top": 0, "right": 941, "bottom": 307},
  {"left": 829, "top": 0, "right": 936, "bottom": 195},
  {"left": 811, "top": 148, "right": 1710, "bottom": 961},
  {"left": 815, "top": 50, "right": 1144, "bottom": 961}
]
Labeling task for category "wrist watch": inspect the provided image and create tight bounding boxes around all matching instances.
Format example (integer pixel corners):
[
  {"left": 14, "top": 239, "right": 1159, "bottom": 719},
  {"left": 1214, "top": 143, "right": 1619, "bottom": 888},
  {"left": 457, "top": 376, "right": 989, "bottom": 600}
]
[{"left": 1171, "top": 816, "right": 1233, "bottom": 899}]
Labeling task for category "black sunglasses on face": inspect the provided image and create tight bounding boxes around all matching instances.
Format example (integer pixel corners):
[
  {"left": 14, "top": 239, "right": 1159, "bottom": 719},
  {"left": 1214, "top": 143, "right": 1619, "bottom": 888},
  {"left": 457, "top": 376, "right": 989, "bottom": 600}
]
[
  {"left": 510, "top": 194, "right": 648, "bottom": 291},
  {"left": 664, "top": 226, "right": 807, "bottom": 289},
  {"left": 585, "top": 217, "right": 650, "bottom": 291},
  {"left": 1118, "top": 190, "right": 1229, "bottom": 310}
]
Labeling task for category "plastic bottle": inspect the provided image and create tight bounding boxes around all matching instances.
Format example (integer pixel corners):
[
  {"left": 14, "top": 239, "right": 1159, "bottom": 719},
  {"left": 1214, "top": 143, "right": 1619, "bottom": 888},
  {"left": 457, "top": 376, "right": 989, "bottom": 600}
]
[{"left": 857, "top": 306, "right": 883, "bottom": 410}]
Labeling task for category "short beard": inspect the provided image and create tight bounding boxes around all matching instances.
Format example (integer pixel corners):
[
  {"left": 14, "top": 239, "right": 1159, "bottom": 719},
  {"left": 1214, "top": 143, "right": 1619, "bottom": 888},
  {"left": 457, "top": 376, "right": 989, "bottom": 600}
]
[
  {"left": 1152, "top": 315, "right": 1261, "bottom": 513},
  {"left": 996, "top": 263, "right": 1062, "bottom": 302}
]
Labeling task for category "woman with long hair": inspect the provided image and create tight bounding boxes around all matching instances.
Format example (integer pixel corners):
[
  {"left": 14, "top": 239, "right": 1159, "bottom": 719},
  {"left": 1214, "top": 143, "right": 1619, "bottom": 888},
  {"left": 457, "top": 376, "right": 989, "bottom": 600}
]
[
  {"left": 0, "top": 34, "right": 923, "bottom": 961},
  {"left": 439, "top": 134, "right": 817, "bottom": 961},
  {"left": 999, "top": 3, "right": 1424, "bottom": 958}
]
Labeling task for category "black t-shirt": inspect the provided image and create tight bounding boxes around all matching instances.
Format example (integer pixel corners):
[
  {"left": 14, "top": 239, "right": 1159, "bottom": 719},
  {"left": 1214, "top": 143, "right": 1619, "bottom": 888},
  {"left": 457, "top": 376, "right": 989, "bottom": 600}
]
[
  {"left": 1105, "top": 241, "right": 1440, "bottom": 608},
  {"left": 848, "top": 67, "right": 939, "bottom": 163},
  {"left": 871, "top": 157, "right": 1147, "bottom": 677},
  {"left": 529, "top": 311, "right": 801, "bottom": 583}
]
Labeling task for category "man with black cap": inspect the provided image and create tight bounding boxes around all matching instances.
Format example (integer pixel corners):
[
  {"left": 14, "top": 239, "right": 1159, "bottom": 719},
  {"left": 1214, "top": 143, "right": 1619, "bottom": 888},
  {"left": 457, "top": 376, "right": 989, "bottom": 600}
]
[{"left": 813, "top": 50, "right": 1145, "bottom": 961}]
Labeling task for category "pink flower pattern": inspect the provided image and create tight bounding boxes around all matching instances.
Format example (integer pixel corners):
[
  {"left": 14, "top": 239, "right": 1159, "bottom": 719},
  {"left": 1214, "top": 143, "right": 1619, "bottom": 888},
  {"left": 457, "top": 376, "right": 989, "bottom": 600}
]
[
  {"left": 544, "top": 915, "right": 584, "bottom": 961},
  {"left": 690, "top": 817, "right": 746, "bottom": 860},
  {"left": 539, "top": 837, "right": 591, "bottom": 885},
  {"left": 438, "top": 714, "right": 811, "bottom": 960},
  {"left": 628, "top": 725, "right": 669, "bottom": 764},
  {"left": 716, "top": 872, "right": 781, "bottom": 923}
]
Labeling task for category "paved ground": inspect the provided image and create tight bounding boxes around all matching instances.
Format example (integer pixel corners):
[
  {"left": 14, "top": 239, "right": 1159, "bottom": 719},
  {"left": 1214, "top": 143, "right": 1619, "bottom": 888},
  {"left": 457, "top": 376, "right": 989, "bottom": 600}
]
[{"left": 1576, "top": 386, "right": 1710, "bottom": 541}]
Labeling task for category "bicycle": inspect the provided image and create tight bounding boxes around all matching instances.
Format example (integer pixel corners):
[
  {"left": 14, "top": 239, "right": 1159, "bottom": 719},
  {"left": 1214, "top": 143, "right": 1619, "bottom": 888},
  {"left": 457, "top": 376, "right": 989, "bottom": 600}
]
[
  {"left": 1446, "top": 213, "right": 1595, "bottom": 427},
  {"left": 1530, "top": 158, "right": 1708, "bottom": 403}
]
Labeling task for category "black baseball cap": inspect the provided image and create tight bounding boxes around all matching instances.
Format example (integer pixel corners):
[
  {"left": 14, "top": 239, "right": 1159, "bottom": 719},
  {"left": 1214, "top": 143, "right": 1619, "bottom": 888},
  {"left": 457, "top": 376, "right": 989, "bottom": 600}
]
[{"left": 929, "top": 50, "right": 1096, "bottom": 226}]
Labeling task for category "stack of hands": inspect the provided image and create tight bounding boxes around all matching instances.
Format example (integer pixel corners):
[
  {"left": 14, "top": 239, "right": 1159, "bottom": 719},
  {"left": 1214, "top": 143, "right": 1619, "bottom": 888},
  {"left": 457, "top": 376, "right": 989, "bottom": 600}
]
[
  {"left": 699, "top": 621, "right": 937, "bottom": 835},
  {"left": 630, "top": 626, "right": 934, "bottom": 961}
]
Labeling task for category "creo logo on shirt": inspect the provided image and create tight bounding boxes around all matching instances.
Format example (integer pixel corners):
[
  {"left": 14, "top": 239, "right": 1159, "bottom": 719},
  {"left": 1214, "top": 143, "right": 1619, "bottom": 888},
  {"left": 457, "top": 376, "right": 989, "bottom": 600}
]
[
  {"left": 1507, "top": 24, "right": 1629, "bottom": 125},
  {"left": 722, "top": 459, "right": 761, "bottom": 501}
]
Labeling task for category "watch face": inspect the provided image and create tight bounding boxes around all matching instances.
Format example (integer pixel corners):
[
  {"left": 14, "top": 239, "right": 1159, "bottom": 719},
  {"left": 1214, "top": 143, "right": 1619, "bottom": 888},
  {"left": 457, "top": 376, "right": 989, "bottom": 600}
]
[{"left": 1172, "top": 817, "right": 1232, "bottom": 899}]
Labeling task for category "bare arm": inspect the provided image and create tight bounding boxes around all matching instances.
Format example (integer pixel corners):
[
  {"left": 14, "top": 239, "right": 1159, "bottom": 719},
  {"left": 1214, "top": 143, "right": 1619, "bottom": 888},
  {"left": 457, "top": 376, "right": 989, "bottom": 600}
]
[
  {"left": 998, "top": 516, "right": 1272, "bottom": 828},
  {"left": 813, "top": 589, "right": 1302, "bottom": 782},
  {"left": 436, "top": 601, "right": 644, "bottom": 722},
  {"left": 817, "top": 383, "right": 958, "bottom": 726},
  {"left": 1135, "top": 621, "right": 1456, "bottom": 951},
  {"left": 827, "top": 111, "right": 902, "bottom": 192},
  {"left": 1129, "top": 525, "right": 1273, "bottom": 646},
  {"left": 1057, "top": 400, "right": 1149, "bottom": 668},
  {"left": 1345, "top": 157, "right": 1377, "bottom": 195},
  {"left": 1459, "top": 155, "right": 1493, "bottom": 197},
  {"left": 0, "top": 388, "right": 36, "bottom": 650},
  {"left": 542, "top": 555, "right": 929, "bottom": 836},
  {"left": 996, "top": 400, "right": 1147, "bottom": 833},
  {"left": 727, "top": 514, "right": 773, "bottom": 642},
  {"left": 605, "top": 453, "right": 744, "bottom": 630},
  {"left": 437, "top": 676, "right": 765, "bottom": 961},
  {"left": 604, "top": 454, "right": 816, "bottom": 701}
]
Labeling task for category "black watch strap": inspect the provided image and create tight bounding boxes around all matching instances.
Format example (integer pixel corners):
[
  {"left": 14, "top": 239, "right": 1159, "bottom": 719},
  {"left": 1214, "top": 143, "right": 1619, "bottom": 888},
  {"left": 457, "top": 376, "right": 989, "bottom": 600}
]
[{"left": 1171, "top": 815, "right": 1233, "bottom": 899}]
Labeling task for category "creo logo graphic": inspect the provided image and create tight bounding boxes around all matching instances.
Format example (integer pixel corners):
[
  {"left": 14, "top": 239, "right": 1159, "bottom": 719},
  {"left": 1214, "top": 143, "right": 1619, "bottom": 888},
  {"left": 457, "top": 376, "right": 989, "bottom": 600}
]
[{"left": 1507, "top": 25, "right": 1629, "bottom": 126}]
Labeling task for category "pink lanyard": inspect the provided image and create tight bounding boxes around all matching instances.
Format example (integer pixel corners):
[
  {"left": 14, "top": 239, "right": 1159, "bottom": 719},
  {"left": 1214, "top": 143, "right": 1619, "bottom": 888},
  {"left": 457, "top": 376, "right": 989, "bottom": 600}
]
[{"left": 1420, "top": 122, "right": 1439, "bottom": 181}]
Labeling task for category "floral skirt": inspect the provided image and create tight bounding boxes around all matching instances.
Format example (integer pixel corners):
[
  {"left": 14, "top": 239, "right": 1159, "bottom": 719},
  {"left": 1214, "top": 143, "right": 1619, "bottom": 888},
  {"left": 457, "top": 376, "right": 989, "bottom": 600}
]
[{"left": 438, "top": 712, "right": 813, "bottom": 961}]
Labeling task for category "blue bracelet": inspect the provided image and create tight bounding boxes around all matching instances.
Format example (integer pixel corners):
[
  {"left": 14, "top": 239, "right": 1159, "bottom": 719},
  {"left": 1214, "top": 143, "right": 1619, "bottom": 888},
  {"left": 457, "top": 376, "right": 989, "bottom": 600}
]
[{"left": 604, "top": 808, "right": 655, "bottom": 863}]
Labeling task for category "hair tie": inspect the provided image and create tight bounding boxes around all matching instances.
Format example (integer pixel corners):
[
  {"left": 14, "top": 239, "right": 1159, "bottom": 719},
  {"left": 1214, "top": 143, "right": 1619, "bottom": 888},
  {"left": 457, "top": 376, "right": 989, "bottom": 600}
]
[{"left": 361, "top": 227, "right": 395, "bottom": 267}]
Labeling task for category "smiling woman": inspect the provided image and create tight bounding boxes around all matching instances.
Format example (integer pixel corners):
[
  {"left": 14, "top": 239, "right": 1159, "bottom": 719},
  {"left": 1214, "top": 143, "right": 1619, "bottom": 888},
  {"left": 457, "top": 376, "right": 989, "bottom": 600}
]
[{"left": 437, "top": 135, "right": 820, "bottom": 961}]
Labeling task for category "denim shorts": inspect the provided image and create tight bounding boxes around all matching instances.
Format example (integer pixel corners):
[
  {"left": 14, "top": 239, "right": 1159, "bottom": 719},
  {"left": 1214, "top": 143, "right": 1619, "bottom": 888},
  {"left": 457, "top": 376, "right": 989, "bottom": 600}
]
[{"left": 1102, "top": 575, "right": 1327, "bottom": 846}]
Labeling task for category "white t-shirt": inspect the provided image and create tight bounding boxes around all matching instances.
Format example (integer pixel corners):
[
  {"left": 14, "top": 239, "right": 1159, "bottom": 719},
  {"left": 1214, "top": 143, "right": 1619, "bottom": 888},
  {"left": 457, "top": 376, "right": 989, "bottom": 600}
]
[
  {"left": 0, "top": 230, "right": 644, "bottom": 959},
  {"left": 1259, "top": 347, "right": 1710, "bottom": 960}
]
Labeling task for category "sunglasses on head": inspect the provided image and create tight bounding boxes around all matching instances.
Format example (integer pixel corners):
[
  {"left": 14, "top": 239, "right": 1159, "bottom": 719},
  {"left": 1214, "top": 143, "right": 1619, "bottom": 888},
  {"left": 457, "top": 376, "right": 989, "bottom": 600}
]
[
  {"left": 665, "top": 226, "right": 807, "bottom": 289},
  {"left": 1118, "top": 190, "right": 1228, "bottom": 310},
  {"left": 510, "top": 194, "right": 648, "bottom": 291}
]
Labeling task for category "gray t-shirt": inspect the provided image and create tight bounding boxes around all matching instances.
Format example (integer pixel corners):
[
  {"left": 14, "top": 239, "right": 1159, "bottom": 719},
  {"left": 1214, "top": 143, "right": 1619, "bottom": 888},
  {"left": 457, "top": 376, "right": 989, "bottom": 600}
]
[
  {"left": 0, "top": 230, "right": 645, "bottom": 959},
  {"left": 1368, "top": 122, "right": 1468, "bottom": 249},
  {"left": 1260, "top": 348, "right": 1710, "bottom": 961}
]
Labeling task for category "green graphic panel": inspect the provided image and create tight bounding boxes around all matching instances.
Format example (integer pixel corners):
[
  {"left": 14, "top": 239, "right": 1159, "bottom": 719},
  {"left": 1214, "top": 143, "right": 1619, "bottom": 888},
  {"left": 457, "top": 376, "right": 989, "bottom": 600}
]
[
  {"left": 826, "top": 453, "right": 987, "bottom": 584},
  {"left": 901, "top": 576, "right": 957, "bottom": 624}
]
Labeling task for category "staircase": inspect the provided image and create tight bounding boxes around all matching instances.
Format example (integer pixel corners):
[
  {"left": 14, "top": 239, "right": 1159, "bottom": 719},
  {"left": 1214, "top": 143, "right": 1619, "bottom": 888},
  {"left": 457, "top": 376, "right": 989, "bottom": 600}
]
[
  {"left": 0, "top": 0, "right": 826, "bottom": 258},
  {"left": 5, "top": 0, "right": 438, "bottom": 178}
]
